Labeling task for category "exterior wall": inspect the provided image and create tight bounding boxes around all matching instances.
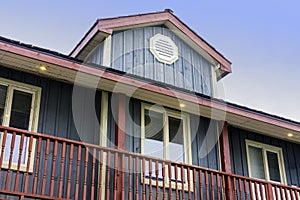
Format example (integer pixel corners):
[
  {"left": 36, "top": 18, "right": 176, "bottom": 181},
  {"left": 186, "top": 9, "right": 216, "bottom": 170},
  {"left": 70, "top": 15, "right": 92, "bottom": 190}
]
[
  {"left": 87, "top": 26, "right": 213, "bottom": 96},
  {"left": 0, "top": 66, "right": 104, "bottom": 199},
  {"left": 228, "top": 125, "right": 300, "bottom": 187}
]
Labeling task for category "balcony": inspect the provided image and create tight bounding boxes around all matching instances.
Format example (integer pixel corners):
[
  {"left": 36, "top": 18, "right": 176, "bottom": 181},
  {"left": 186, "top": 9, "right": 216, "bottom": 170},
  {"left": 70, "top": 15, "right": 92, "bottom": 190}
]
[{"left": 0, "top": 126, "right": 299, "bottom": 200}]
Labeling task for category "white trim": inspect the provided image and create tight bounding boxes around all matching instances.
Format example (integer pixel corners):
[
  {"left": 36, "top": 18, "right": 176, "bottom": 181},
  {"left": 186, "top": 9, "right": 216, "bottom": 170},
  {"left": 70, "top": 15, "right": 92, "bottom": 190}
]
[
  {"left": 0, "top": 77, "right": 41, "bottom": 172},
  {"left": 103, "top": 35, "right": 112, "bottom": 67},
  {"left": 141, "top": 103, "right": 193, "bottom": 190},
  {"left": 99, "top": 91, "right": 108, "bottom": 200},
  {"left": 245, "top": 139, "right": 287, "bottom": 184},
  {"left": 211, "top": 64, "right": 219, "bottom": 98}
]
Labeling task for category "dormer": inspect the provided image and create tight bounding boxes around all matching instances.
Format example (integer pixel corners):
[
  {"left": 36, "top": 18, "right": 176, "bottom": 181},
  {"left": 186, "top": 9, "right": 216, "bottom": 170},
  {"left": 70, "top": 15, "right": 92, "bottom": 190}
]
[{"left": 70, "top": 10, "right": 232, "bottom": 97}]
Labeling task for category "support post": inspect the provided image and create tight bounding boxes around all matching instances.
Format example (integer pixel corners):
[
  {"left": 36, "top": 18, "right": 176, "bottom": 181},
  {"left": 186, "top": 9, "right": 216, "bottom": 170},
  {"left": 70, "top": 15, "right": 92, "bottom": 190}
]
[
  {"left": 219, "top": 121, "right": 234, "bottom": 200},
  {"left": 114, "top": 93, "right": 126, "bottom": 200}
]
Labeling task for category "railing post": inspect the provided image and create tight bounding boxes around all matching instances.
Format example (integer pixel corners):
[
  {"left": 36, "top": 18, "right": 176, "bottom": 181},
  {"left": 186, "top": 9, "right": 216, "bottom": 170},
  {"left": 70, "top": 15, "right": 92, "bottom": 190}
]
[{"left": 267, "top": 183, "right": 274, "bottom": 199}]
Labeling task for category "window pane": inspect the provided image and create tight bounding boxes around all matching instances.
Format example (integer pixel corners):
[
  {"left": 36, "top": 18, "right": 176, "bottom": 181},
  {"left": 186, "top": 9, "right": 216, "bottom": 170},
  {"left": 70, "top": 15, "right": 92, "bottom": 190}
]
[
  {"left": 0, "top": 85, "right": 7, "bottom": 125},
  {"left": 168, "top": 116, "right": 184, "bottom": 162},
  {"left": 249, "top": 146, "right": 265, "bottom": 179},
  {"left": 267, "top": 151, "right": 281, "bottom": 182},
  {"left": 9, "top": 90, "right": 32, "bottom": 130},
  {"left": 144, "top": 109, "right": 164, "bottom": 159}
]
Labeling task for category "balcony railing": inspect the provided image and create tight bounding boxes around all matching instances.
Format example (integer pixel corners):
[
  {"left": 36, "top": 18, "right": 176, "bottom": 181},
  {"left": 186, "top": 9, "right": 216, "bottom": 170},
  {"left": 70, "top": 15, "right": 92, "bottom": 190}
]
[{"left": 0, "top": 126, "right": 299, "bottom": 200}]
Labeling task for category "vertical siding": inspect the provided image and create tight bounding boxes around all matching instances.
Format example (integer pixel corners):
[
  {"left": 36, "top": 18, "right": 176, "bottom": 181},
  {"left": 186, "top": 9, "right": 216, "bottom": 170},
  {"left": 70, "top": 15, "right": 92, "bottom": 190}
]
[
  {"left": 228, "top": 126, "right": 300, "bottom": 187},
  {"left": 87, "top": 25, "right": 213, "bottom": 96},
  {"left": 0, "top": 66, "right": 103, "bottom": 199}
]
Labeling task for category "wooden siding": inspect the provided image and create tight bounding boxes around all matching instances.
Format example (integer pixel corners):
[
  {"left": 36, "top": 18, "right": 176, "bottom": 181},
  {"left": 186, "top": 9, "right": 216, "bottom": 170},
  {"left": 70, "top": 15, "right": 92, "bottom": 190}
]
[
  {"left": 87, "top": 26, "right": 213, "bottom": 96},
  {"left": 228, "top": 125, "right": 300, "bottom": 187},
  {"left": 0, "top": 66, "right": 104, "bottom": 199}
]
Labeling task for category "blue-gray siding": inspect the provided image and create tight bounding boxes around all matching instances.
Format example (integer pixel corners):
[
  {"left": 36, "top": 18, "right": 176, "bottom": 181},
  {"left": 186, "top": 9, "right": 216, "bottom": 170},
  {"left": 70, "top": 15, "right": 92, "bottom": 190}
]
[
  {"left": 87, "top": 26, "right": 213, "bottom": 96},
  {"left": 0, "top": 66, "right": 103, "bottom": 199},
  {"left": 229, "top": 126, "right": 300, "bottom": 187}
]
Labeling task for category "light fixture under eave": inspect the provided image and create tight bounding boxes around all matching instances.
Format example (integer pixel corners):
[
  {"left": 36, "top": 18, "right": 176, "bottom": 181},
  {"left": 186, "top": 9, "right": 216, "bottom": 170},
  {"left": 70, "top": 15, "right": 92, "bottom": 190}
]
[
  {"left": 287, "top": 133, "right": 294, "bottom": 137},
  {"left": 179, "top": 103, "right": 186, "bottom": 108},
  {"left": 39, "top": 64, "right": 48, "bottom": 71}
]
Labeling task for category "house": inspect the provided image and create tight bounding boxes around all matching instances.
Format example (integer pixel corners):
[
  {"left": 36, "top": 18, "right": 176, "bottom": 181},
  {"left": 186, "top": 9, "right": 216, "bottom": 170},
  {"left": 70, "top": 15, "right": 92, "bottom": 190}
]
[{"left": 0, "top": 9, "right": 299, "bottom": 199}]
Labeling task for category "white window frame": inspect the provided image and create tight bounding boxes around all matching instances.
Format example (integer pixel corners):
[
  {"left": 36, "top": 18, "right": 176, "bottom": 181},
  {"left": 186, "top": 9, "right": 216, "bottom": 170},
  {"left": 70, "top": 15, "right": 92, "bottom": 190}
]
[
  {"left": 141, "top": 103, "right": 192, "bottom": 190},
  {"left": 246, "top": 139, "right": 287, "bottom": 184},
  {"left": 0, "top": 78, "right": 41, "bottom": 172}
]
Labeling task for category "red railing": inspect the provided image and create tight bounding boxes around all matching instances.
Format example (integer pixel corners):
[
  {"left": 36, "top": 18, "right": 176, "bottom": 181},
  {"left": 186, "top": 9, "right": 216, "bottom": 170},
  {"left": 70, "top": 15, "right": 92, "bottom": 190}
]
[{"left": 0, "top": 126, "right": 299, "bottom": 200}]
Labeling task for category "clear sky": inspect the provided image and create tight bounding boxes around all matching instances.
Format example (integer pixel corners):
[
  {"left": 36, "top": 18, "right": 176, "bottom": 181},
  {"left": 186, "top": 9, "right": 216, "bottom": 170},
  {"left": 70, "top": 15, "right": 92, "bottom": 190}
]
[{"left": 0, "top": 0, "right": 299, "bottom": 121}]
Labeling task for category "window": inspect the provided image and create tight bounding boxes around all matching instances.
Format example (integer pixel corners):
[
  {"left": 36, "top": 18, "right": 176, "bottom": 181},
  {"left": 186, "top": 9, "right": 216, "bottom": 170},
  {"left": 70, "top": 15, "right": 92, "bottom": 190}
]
[
  {"left": 0, "top": 78, "right": 41, "bottom": 171},
  {"left": 141, "top": 103, "right": 192, "bottom": 189},
  {"left": 246, "top": 140, "right": 286, "bottom": 184}
]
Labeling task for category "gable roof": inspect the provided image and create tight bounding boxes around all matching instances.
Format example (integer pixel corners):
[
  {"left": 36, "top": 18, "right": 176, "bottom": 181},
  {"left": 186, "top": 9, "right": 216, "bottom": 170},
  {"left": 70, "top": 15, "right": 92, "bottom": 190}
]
[{"left": 69, "top": 10, "right": 232, "bottom": 79}]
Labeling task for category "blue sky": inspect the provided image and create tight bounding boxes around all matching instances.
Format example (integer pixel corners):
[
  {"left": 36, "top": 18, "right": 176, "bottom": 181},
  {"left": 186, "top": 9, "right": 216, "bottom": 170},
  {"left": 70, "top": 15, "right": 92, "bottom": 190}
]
[{"left": 1, "top": 0, "right": 299, "bottom": 121}]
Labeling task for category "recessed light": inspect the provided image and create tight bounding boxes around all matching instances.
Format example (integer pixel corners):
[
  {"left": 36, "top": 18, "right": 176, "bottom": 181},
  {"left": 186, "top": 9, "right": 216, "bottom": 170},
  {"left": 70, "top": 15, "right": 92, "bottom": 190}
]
[
  {"left": 287, "top": 133, "right": 294, "bottom": 137},
  {"left": 179, "top": 103, "right": 186, "bottom": 108},
  {"left": 39, "top": 65, "right": 47, "bottom": 71}
]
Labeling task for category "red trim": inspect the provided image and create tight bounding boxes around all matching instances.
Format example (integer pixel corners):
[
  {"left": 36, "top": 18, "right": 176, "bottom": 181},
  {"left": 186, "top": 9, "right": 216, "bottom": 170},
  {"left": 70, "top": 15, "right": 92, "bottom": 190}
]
[
  {"left": 0, "top": 41, "right": 300, "bottom": 133},
  {"left": 70, "top": 25, "right": 100, "bottom": 58},
  {"left": 70, "top": 11, "right": 232, "bottom": 73},
  {"left": 220, "top": 122, "right": 231, "bottom": 173},
  {"left": 114, "top": 93, "right": 126, "bottom": 150}
]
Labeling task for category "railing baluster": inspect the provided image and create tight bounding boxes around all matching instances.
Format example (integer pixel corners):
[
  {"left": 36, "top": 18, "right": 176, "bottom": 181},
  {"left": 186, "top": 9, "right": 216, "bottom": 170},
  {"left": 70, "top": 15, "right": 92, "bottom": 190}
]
[
  {"left": 249, "top": 180, "right": 254, "bottom": 200},
  {"left": 291, "top": 188, "right": 296, "bottom": 200},
  {"left": 0, "top": 129, "right": 8, "bottom": 178},
  {"left": 205, "top": 170, "right": 208, "bottom": 200},
  {"left": 121, "top": 153, "right": 125, "bottom": 199},
  {"left": 210, "top": 172, "right": 214, "bottom": 200},
  {"left": 280, "top": 185, "right": 284, "bottom": 199},
  {"left": 162, "top": 161, "right": 166, "bottom": 200},
  {"left": 5, "top": 131, "right": 16, "bottom": 190},
  {"left": 259, "top": 183, "right": 264, "bottom": 199},
  {"left": 199, "top": 169, "right": 203, "bottom": 200},
  {"left": 238, "top": 178, "right": 242, "bottom": 200},
  {"left": 149, "top": 159, "right": 153, "bottom": 200},
  {"left": 75, "top": 145, "right": 81, "bottom": 200},
  {"left": 243, "top": 179, "right": 249, "bottom": 200},
  {"left": 254, "top": 182, "right": 259, "bottom": 200},
  {"left": 193, "top": 168, "right": 197, "bottom": 200},
  {"left": 155, "top": 161, "right": 159, "bottom": 200},
  {"left": 128, "top": 155, "right": 132, "bottom": 200},
  {"left": 135, "top": 156, "right": 139, "bottom": 200},
  {"left": 41, "top": 138, "right": 50, "bottom": 195},
  {"left": 83, "top": 147, "right": 89, "bottom": 199},
  {"left": 14, "top": 133, "right": 25, "bottom": 191},
  {"left": 66, "top": 143, "right": 74, "bottom": 199},
  {"left": 58, "top": 142, "right": 66, "bottom": 198},
  {"left": 233, "top": 177, "right": 238, "bottom": 199},
  {"left": 98, "top": 149, "right": 103, "bottom": 200},
  {"left": 175, "top": 164, "right": 179, "bottom": 200},
  {"left": 187, "top": 166, "right": 191, "bottom": 200},
  {"left": 274, "top": 185, "right": 279, "bottom": 200},
  {"left": 91, "top": 148, "right": 96, "bottom": 200},
  {"left": 142, "top": 157, "right": 146, "bottom": 200},
  {"left": 32, "top": 136, "right": 42, "bottom": 194},
  {"left": 106, "top": 151, "right": 111, "bottom": 200},
  {"left": 168, "top": 163, "right": 172, "bottom": 200},
  {"left": 50, "top": 140, "right": 58, "bottom": 196},
  {"left": 181, "top": 165, "right": 185, "bottom": 200},
  {"left": 221, "top": 175, "right": 226, "bottom": 200},
  {"left": 113, "top": 152, "right": 118, "bottom": 200},
  {"left": 216, "top": 173, "right": 220, "bottom": 200},
  {"left": 294, "top": 188, "right": 299, "bottom": 200},
  {"left": 23, "top": 135, "right": 33, "bottom": 193},
  {"left": 284, "top": 187, "right": 289, "bottom": 200}
]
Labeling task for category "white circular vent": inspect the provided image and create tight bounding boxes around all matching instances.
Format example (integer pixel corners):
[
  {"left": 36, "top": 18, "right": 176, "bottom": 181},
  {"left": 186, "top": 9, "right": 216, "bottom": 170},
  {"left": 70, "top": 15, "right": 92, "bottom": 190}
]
[{"left": 150, "top": 34, "right": 178, "bottom": 65}]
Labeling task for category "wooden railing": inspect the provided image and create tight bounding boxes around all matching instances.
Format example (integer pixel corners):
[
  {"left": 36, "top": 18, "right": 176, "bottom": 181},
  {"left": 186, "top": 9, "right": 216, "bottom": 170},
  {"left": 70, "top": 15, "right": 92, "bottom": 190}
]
[{"left": 0, "top": 126, "right": 299, "bottom": 200}]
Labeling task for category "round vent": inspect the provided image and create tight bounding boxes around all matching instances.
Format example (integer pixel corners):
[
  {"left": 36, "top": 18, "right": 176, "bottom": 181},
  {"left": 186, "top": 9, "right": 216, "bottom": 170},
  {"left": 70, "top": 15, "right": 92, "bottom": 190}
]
[{"left": 150, "top": 34, "right": 178, "bottom": 65}]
